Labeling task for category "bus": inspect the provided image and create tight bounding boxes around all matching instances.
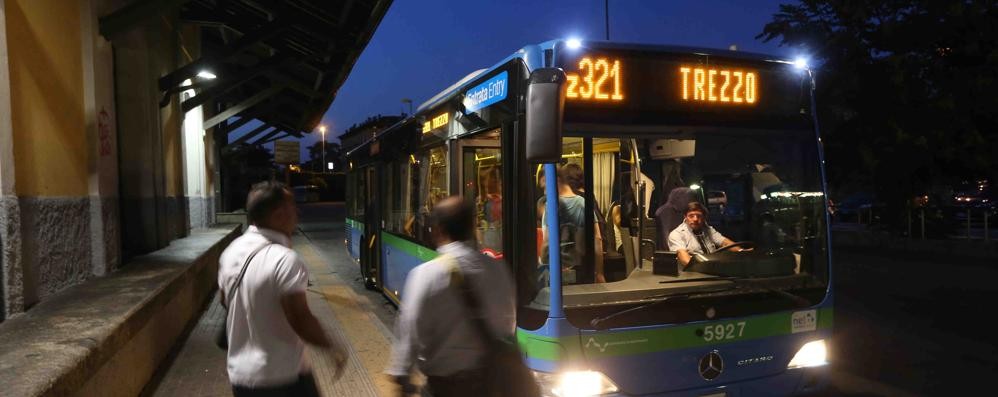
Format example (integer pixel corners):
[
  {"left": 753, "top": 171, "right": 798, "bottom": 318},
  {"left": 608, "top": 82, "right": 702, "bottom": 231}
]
[{"left": 345, "top": 39, "right": 831, "bottom": 396}]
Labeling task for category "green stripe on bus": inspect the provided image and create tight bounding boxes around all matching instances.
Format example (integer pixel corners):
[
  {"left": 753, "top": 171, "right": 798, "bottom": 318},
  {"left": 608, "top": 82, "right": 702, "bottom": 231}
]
[
  {"left": 818, "top": 308, "right": 833, "bottom": 330},
  {"left": 518, "top": 330, "right": 582, "bottom": 362},
  {"left": 381, "top": 232, "right": 438, "bottom": 262},
  {"left": 517, "top": 307, "right": 833, "bottom": 360},
  {"left": 345, "top": 218, "right": 364, "bottom": 231}
]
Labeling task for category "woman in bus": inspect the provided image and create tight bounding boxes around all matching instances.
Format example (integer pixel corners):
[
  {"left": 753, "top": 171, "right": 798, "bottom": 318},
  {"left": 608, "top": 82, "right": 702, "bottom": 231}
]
[
  {"left": 540, "top": 164, "right": 606, "bottom": 283},
  {"left": 561, "top": 164, "right": 608, "bottom": 283}
]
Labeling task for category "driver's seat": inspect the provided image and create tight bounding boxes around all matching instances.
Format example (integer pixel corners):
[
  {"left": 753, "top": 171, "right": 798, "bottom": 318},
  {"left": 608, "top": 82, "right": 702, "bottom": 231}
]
[{"left": 617, "top": 220, "right": 638, "bottom": 277}]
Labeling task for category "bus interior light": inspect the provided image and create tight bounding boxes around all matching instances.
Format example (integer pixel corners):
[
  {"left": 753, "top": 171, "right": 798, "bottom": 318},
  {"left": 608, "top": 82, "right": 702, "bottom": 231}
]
[{"left": 787, "top": 339, "right": 828, "bottom": 369}]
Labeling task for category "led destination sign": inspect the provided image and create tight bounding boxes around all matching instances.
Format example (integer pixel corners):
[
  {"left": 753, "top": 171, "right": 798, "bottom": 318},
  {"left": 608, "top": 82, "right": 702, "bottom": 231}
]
[
  {"left": 422, "top": 112, "right": 449, "bottom": 133},
  {"left": 557, "top": 47, "right": 807, "bottom": 128},
  {"left": 679, "top": 67, "right": 757, "bottom": 104},
  {"left": 565, "top": 57, "right": 624, "bottom": 101},
  {"left": 563, "top": 57, "right": 758, "bottom": 106}
]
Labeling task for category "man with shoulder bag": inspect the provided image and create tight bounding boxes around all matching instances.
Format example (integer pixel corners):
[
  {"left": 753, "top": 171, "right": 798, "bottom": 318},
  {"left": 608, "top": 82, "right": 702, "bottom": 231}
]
[
  {"left": 218, "top": 181, "right": 346, "bottom": 396},
  {"left": 387, "top": 196, "right": 539, "bottom": 397}
]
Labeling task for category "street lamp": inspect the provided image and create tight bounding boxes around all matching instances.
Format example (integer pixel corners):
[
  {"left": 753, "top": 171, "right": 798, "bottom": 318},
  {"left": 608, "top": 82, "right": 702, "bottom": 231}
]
[
  {"left": 319, "top": 125, "right": 327, "bottom": 174},
  {"left": 401, "top": 98, "right": 413, "bottom": 115}
]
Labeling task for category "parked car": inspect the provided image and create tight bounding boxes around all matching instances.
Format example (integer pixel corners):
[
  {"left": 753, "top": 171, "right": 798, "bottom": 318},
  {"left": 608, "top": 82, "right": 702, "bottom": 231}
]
[
  {"left": 834, "top": 191, "right": 875, "bottom": 217},
  {"left": 292, "top": 185, "right": 321, "bottom": 203},
  {"left": 952, "top": 179, "right": 993, "bottom": 209}
]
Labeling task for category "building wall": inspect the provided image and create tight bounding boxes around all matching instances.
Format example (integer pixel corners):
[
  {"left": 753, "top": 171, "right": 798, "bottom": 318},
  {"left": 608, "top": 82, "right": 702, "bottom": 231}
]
[
  {"left": 0, "top": 0, "right": 17, "bottom": 321},
  {"left": 83, "top": 0, "right": 122, "bottom": 278},
  {"left": 179, "top": 23, "right": 213, "bottom": 230},
  {"left": 3, "top": 0, "right": 92, "bottom": 310},
  {"left": 0, "top": 0, "right": 213, "bottom": 318},
  {"left": 182, "top": 82, "right": 215, "bottom": 229},
  {"left": 114, "top": 8, "right": 197, "bottom": 260}
]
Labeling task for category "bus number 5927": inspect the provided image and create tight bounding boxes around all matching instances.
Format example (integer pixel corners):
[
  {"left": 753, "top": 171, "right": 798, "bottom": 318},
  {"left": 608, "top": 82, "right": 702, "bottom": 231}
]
[{"left": 703, "top": 322, "right": 746, "bottom": 342}]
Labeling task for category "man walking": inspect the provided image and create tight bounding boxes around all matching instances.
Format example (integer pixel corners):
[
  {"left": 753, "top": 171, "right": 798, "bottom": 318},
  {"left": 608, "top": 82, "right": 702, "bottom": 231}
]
[
  {"left": 388, "top": 196, "right": 516, "bottom": 396},
  {"left": 219, "top": 181, "right": 345, "bottom": 396}
]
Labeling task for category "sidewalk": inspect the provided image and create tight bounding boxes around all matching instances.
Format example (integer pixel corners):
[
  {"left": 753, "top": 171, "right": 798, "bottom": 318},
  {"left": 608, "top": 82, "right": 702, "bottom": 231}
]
[
  {"left": 0, "top": 226, "right": 239, "bottom": 397},
  {"left": 143, "top": 232, "right": 400, "bottom": 397}
]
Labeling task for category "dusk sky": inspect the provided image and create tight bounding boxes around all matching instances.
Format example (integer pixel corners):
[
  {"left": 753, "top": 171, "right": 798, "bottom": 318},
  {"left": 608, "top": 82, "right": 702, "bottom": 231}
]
[{"left": 264, "top": 0, "right": 802, "bottom": 156}]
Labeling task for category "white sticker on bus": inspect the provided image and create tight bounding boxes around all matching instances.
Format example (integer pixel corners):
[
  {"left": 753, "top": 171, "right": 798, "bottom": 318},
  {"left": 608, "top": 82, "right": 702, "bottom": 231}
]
[{"left": 792, "top": 310, "right": 817, "bottom": 333}]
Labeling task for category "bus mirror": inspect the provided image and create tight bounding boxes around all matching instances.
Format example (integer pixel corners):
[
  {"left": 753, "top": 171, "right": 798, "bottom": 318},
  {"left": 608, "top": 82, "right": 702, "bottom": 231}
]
[{"left": 526, "top": 68, "right": 566, "bottom": 163}]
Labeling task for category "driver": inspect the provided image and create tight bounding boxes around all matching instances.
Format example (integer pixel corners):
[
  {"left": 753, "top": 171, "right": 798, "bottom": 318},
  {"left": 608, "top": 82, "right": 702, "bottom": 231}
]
[{"left": 668, "top": 202, "right": 746, "bottom": 268}]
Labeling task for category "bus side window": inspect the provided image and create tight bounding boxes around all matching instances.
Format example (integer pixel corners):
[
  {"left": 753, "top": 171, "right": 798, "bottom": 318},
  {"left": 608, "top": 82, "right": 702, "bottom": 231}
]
[
  {"left": 463, "top": 146, "right": 502, "bottom": 257},
  {"left": 415, "top": 145, "right": 447, "bottom": 247}
]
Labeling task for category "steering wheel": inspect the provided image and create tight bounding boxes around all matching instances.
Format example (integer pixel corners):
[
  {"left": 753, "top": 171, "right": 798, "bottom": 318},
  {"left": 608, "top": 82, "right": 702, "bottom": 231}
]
[{"left": 715, "top": 241, "right": 756, "bottom": 252}]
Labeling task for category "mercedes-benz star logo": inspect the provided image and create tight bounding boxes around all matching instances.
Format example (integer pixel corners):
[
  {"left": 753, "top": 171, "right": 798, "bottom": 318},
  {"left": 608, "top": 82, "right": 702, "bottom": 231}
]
[{"left": 699, "top": 351, "right": 724, "bottom": 380}]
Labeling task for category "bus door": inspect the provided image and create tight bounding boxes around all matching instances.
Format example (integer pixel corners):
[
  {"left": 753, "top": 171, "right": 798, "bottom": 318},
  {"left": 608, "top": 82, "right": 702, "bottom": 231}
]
[
  {"left": 456, "top": 129, "right": 504, "bottom": 259},
  {"left": 360, "top": 165, "right": 381, "bottom": 289}
]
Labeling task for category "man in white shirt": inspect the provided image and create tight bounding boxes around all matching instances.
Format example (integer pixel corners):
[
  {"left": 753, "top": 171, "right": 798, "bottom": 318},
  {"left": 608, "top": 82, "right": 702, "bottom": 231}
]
[
  {"left": 387, "top": 196, "right": 516, "bottom": 396},
  {"left": 668, "top": 201, "right": 746, "bottom": 268},
  {"left": 219, "top": 181, "right": 345, "bottom": 396}
]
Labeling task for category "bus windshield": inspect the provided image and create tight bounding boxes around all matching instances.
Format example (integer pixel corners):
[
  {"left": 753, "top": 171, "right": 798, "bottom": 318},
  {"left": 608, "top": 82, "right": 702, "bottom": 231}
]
[{"left": 529, "top": 127, "right": 829, "bottom": 327}]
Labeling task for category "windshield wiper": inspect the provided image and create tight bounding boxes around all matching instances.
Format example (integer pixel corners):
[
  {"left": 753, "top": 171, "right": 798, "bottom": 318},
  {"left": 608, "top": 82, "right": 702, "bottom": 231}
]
[
  {"left": 763, "top": 286, "right": 812, "bottom": 307},
  {"left": 661, "top": 274, "right": 813, "bottom": 308},
  {"left": 589, "top": 285, "right": 737, "bottom": 330},
  {"left": 722, "top": 277, "right": 813, "bottom": 308},
  {"left": 588, "top": 278, "right": 813, "bottom": 330},
  {"left": 659, "top": 276, "right": 740, "bottom": 284}
]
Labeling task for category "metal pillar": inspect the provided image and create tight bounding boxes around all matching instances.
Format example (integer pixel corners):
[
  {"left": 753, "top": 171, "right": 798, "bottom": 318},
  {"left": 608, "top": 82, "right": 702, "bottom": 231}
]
[{"left": 920, "top": 209, "right": 925, "bottom": 240}]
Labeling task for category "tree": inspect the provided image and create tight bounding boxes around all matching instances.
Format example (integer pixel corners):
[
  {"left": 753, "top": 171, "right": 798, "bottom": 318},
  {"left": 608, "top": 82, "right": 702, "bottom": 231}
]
[
  {"left": 221, "top": 144, "right": 276, "bottom": 210},
  {"left": 304, "top": 140, "right": 342, "bottom": 172},
  {"left": 758, "top": 0, "right": 998, "bottom": 229}
]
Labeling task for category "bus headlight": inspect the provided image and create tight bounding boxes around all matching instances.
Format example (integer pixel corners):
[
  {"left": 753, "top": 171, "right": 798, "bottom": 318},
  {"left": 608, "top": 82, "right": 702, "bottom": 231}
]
[
  {"left": 533, "top": 370, "right": 619, "bottom": 396},
  {"left": 787, "top": 339, "right": 828, "bottom": 369}
]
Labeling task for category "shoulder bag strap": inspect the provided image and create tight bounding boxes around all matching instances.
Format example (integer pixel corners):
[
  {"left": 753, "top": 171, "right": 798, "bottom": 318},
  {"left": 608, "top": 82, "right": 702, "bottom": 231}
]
[
  {"left": 421, "top": 254, "right": 487, "bottom": 364},
  {"left": 446, "top": 255, "right": 499, "bottom": 346},
  {"left": 222, "top": 243, "right": 272, "bottom": 309}
]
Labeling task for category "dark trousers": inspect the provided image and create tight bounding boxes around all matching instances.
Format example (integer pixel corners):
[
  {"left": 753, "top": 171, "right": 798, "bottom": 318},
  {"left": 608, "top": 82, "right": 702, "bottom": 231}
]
[
  {"left": 427, "top": 368, "right": 485, "bottom": 397},
  {"left": 231, "top": 373, "right": 321, "bottom": 397}
]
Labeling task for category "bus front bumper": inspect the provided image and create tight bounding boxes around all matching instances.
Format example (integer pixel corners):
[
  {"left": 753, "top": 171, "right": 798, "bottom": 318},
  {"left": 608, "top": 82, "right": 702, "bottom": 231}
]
[{"left": 581, "top": 365, "right": 828, "bottom": 397}]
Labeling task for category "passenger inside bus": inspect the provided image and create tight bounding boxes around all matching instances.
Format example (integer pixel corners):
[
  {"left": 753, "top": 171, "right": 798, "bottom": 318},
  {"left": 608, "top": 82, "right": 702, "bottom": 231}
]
[
  {"left": 561, "top": 163, "right": 607, "bottom": 283},
  {"left": 538, "top": 163, "right": 606, "bottom": 283},
  {"left": 535, "top": 167, "right": 547, "bottom": 227},
  {"left": 405, "top": 191, "right": 441, "bottom": 241},
  {"left": 535, "top": 167, "right": 547, "bottom": 259},
  {"left": 608, "top": 204, "right": 623, "bottom": 253},
  {"left": 472, "top": 160, "right": 502, "bottom": 256},
  {"left": 757, "top": 211, "right": 788, "bottom": 246}
]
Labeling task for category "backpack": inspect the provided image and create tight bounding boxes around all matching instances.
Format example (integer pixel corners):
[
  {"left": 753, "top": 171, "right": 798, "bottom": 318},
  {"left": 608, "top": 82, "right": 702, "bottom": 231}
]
[{"left": 540, "top": 201, "right": 586, "bottom": 284}]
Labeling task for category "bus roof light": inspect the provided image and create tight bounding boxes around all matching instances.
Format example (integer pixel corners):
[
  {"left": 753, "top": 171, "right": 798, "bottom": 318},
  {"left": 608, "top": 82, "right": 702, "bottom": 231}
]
[
  {"left": 793, "top": 57, "right": 809, "bottom": 70},
  {"left": 566, "top": 38, "right": 582, "bottom": 50}
]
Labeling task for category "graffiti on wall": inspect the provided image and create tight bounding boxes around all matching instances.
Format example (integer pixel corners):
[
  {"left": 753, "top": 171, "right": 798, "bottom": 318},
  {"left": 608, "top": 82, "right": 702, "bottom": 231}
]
[{"left": 98, "top": 108, "right": 112, "bottom": 157}]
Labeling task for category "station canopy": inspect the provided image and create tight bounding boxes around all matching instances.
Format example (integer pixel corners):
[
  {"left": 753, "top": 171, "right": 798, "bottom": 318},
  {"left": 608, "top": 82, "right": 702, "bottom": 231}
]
[{"left": 101, "top": 0, "right": 393, "bottom": 144}]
